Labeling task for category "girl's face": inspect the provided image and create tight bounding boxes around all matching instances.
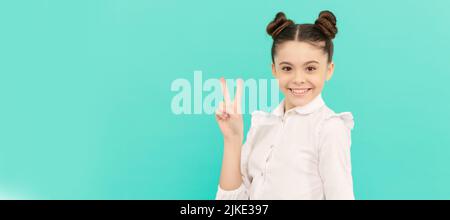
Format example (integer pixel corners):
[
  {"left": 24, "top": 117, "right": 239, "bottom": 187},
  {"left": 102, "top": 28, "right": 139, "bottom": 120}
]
[{"left": 272, "top": 41, "right": 334, "bottom": 111}]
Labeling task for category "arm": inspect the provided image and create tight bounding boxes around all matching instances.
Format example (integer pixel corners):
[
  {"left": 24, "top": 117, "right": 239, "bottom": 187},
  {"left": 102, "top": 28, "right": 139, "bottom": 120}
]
[
  {"left": 318, "top": 116, "right": 355, "bottom": 200},
  {"left": 215, "top": 78, "right": 249, "bottom": 199},
  {"left": 219, "top": 137, "right": 243, "bottom": 190}
]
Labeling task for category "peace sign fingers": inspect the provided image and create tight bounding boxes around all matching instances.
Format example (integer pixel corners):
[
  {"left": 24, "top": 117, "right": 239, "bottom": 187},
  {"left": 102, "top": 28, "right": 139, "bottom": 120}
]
[
  {"left": 218, "top": 77, "right": 243, "bottom": 115},
  {"left": 220, "top": 77, "right": 231, "bottom": 108},
  {"left": 215, "top": 77, "right": 244, "bottom": 140}
]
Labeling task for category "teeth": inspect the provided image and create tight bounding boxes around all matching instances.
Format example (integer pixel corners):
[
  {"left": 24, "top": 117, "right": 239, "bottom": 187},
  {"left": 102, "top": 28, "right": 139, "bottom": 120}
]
[{"left": 290, "top": 88, "right": 310, "bottom": 95}]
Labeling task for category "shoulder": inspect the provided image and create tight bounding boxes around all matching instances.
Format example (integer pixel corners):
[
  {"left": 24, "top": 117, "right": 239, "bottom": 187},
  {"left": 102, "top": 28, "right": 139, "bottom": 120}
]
[
  {"left": 315, "top": 106, "right": 355, "bottom": 150},
  {"left": 317, "top": 106, "right": 355, "bottom": 136}
]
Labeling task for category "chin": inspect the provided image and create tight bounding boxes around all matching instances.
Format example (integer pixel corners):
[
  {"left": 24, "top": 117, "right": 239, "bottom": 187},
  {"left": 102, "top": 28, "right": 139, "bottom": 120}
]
[{"left": 288, "top": 98, "right": 310, "bottom": 107}]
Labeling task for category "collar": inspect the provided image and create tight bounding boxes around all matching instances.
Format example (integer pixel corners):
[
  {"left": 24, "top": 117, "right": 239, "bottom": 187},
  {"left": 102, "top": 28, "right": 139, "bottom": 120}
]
[{"left": 272, "top": 94, "right": 325, "bottom": 117}]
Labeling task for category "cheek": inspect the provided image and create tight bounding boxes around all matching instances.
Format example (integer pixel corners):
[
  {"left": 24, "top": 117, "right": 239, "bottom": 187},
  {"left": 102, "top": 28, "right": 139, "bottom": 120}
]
[
  {"left": 310, "top": 75, "right": 326, "bottom": 89},
  {"left": 276, "top": 75, "right": 290, "bottom": 88}
]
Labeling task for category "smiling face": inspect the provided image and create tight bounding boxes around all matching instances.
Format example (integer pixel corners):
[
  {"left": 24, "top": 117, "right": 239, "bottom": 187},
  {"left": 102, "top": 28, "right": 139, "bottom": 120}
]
[{"left": 272, "top": 41, "right": 334, "bottom": 112}]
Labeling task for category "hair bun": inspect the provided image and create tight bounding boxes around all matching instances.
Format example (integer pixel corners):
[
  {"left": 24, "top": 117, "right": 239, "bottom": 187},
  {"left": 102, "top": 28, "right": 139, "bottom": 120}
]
[
  {"left": 267, "top": 12, "right": 294, "bottom": 39},
  {"left": 314, "top": 10, "right": 338, "bottom": 39}
]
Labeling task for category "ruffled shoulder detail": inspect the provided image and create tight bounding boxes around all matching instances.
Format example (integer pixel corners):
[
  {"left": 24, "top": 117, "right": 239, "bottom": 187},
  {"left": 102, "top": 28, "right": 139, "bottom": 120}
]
[
  {"left": 315, "top": 111, "right": 355, "bottom": 149},
  {"left": 324, "top": 112, "right": 355, "bottom": 130}
]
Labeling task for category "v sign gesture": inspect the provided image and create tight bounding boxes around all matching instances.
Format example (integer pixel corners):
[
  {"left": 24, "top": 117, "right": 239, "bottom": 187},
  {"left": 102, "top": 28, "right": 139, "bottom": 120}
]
[
  {"left": 216, "top": 77, "right": 246, "bottom": 191},
  {"left": 215, "top": 78, "right": 244, "bottom": 143}
]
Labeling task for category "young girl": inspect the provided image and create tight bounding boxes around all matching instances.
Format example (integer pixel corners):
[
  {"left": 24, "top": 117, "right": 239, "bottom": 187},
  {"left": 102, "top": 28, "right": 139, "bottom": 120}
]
[{"left": 215, "top": 11, "right": 354, "bottom": 200}]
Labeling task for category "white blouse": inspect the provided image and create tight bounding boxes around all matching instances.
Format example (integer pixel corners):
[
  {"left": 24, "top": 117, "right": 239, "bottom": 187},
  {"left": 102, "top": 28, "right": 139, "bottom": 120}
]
[{"left": 215, "top": 94, "right": 355, "bottom": 200}]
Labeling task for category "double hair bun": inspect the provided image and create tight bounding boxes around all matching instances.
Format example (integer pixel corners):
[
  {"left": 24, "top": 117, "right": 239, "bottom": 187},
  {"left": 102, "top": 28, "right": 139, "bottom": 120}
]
[{"left": 267, "top": 11, "right": 338, "bottom": 39}]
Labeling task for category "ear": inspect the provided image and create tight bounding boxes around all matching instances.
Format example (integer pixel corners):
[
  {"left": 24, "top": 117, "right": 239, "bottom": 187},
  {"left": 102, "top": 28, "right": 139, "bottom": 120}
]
[
  {"left": 326, "top": 62, "right": 335, "bottom": 81},
  {"left": 271, "top": 63, "right": 277, "bottom": 78}
]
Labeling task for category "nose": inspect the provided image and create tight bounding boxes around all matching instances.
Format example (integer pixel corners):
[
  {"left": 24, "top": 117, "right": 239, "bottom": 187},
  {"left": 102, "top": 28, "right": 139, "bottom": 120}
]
[{"left": 292, "top": 71, "right": 306, "bottom": 85}]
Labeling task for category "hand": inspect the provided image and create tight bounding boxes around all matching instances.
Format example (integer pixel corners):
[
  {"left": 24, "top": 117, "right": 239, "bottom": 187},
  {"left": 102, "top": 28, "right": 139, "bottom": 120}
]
[{"left": 215, "top": 77, "right": 244, "bottom": 143}]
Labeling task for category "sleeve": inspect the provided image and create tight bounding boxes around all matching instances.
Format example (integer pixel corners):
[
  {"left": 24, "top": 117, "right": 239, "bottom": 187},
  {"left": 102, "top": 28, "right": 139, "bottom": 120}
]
[
  {"left": 215, "top": 112, "right": 263, "bottom": 200},
  {"left": 215, "top": 182, "right": 249, "bottom": 200},
  {"left": 318, "top": 112, "right": 355, "bottom": 200}
]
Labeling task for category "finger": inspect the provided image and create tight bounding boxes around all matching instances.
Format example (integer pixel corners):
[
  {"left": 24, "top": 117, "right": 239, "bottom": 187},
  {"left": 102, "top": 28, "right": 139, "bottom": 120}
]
[
  {"left": 234, "top": 78, "right": 243, "bottom": 114},
  {"left": 215, "top": 102, "right": 227, "bottom": 121},
  {"left": 215, "top": 112, "right": 229, "bottom": 121},
  {"left": 215, "top": 101, "right": 225, "bottom": 115},
  {"left": 220, "top": 77, "right": 231, "bottom": 106},
  {"left": 216, "top": 114, "right": 225, "bottom": 121}
]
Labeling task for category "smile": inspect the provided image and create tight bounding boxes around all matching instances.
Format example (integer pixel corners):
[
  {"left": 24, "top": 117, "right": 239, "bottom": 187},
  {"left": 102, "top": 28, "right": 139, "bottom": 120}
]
[{"left": 288, "top": 88, "right": 312, "bottom": 96}]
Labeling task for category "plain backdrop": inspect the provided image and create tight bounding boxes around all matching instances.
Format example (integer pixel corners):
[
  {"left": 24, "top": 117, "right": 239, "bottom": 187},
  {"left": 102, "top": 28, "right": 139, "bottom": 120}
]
[{"left": 1, "top": 0, "right": 450, "bottom": 199}]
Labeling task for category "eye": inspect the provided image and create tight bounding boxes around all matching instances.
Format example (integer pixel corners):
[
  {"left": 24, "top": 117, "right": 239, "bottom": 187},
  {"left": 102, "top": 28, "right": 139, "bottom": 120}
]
[
  {"left": 305, "top": 66, "right": 317, "bottom": 72},
  {"left": 281, "top": 66, "right": 292, "bottom": 72}
]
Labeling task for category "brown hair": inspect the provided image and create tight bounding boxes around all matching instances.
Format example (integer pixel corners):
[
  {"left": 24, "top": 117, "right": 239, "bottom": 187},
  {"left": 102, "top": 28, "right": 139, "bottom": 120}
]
[{"left": 266, "top": 11, "right": 338, "bottom": 63}]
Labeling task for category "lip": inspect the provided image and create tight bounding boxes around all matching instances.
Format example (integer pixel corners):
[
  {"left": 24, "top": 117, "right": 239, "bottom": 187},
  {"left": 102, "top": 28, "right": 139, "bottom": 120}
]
[{"left": 288, "top": 88, "right": 312, "bottom": 96}]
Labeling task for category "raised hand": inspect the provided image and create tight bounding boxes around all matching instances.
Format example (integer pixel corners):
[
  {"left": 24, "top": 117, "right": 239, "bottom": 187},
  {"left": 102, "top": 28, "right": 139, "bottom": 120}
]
[{"left": 215, "top": 77, "right": 244, "bottom": 142}]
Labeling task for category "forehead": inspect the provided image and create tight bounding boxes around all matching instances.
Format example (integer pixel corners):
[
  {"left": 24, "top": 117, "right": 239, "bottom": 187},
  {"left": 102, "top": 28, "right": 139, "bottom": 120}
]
[{"left": 275, "top": 41, "right": 327, "bottom": 64}]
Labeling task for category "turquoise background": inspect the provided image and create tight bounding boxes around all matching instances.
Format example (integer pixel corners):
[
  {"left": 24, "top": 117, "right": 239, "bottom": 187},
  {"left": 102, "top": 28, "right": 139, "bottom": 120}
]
[{"left": 1, "top": 0, "right": 450, "bottom": 199}]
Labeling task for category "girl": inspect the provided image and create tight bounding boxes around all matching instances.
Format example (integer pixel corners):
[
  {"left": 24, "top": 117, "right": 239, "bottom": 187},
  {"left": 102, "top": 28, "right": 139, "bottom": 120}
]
[{"left": 215, "top": 11, "right": 354, "bottom": 200}]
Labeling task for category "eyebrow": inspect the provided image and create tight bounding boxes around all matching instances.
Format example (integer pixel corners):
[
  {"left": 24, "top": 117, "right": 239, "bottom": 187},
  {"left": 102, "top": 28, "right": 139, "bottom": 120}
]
[{"left": 278, "top": 60, "right": 320, "bottom": 66}]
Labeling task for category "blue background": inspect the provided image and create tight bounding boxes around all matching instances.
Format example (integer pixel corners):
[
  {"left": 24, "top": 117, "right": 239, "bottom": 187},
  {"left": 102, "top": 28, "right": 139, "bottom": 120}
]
[{"left": 1, "top": 0, "right": 450, "bottom": 199}]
